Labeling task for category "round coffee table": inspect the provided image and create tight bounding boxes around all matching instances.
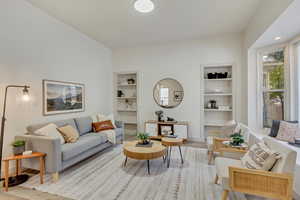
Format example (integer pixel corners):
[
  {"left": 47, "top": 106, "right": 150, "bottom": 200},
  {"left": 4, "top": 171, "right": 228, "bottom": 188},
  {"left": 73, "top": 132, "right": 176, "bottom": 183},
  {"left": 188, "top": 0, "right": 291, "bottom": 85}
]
[
  {"left": 161, "top": 137, "right": 184, "bottom": 168},
  {"left": 123, "top": 140, "right": 166, "bottom": 174}
]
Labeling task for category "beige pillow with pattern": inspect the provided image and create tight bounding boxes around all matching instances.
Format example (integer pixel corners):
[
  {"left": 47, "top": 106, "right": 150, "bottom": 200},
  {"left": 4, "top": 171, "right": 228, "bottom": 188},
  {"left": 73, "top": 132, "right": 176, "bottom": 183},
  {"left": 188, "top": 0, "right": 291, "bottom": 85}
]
[
  {"left": 241, "top": 142, "right": 280, "bottom": 171},
  {"left": 57, "top": 125, "right": 79, "bottom": 143}
]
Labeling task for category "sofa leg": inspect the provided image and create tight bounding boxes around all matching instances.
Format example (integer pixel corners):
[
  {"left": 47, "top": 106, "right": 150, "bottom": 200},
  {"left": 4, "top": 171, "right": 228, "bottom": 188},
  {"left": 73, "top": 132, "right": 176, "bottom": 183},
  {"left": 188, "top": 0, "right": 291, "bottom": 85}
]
[
  {"left": 52, "top": 172, "right": 59, "bottom": 182},
  {"left": 214, "top": 175, "right": 219, "bottom": 184},
  {"left": 222, "top": 190, "right": 229, "bottom": 200}
]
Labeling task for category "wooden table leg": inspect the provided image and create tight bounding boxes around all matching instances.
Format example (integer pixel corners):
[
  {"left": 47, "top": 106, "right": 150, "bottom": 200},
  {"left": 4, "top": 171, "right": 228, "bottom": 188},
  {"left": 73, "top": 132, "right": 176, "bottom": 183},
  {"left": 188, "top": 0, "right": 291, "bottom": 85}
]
[
  {"left": 39, "top": 156, "right": 45, "bottom": 184},
  {"left": 4, "top": 160, "right": 9, "bottom": 192}
]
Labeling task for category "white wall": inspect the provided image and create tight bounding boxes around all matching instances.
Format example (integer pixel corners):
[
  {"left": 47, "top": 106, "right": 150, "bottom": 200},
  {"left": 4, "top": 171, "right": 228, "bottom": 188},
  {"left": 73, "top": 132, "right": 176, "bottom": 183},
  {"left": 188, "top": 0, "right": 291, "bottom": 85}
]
[
  {"left": 244, "top": 0, "right": 294, "bottom": 129},
  {"left": 0, "top": 0, "right": 112, "bottom": 164},
  {"left": 113, "top": 33, "right": 243, "bottom": 141}
]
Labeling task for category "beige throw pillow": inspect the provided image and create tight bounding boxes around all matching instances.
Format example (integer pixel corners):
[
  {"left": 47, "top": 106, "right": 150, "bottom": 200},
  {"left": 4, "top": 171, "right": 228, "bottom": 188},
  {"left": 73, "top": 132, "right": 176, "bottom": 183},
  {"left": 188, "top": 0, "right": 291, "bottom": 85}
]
[
  {"left": 57, "top": 125, "right": 79, "bottom": 143},
  {"left": 276, "top": 121, "right": 300, "bottom": 143},
  {"left": 35, "top": 123, "right": 65, "bottom": 144},
  {"left": 241, "top": 142, "right": 280, "bottom": 171}
]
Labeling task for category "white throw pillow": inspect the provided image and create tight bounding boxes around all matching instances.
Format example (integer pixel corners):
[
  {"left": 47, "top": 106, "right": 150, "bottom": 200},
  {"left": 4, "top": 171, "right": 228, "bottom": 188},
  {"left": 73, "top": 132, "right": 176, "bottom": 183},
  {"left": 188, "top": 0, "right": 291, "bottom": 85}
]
[
  {"left": 35, "top": 123, "right": 65, "bottom": 144},
  {"left": 241, "top": 142, "right": 280, "bottom": 171},
  {"left": 97, "top": 113, "right": 116, "bottom": 128},
  {"left": 90, "top": 115, "right": 98, "bottom": 123}
]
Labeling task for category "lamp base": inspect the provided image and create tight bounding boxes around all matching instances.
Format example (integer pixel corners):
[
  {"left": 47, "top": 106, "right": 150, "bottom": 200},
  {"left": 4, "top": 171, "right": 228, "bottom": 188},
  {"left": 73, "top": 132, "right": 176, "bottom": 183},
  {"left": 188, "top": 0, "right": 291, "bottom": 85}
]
[{"left": 2, "top": 174, "right": 29, "bottom": 187}]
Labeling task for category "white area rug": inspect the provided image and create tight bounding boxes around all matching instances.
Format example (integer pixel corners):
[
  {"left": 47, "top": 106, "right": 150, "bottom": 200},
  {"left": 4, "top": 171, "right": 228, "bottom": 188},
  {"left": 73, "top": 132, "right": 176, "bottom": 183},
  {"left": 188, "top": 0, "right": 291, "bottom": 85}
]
[{"left": 22, "top": 145, "right": 247, "bottom": 200}]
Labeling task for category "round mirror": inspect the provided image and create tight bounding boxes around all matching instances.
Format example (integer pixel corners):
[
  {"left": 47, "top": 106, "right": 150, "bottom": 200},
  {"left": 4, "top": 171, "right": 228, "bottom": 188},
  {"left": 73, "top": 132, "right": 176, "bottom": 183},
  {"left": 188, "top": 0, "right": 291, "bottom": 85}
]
[{"left": 153, "top": 78, "right": 184, "bottom": 108}]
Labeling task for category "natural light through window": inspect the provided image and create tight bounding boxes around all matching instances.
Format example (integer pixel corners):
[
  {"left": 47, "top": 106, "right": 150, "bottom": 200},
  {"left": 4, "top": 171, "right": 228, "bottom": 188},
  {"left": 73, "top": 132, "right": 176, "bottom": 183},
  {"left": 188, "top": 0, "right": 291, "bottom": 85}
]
[
  {"left": 160, "top": 88, "right": 169, "bottom": 106},
  {"left": 261, "top": 49, "right": 285, "bottom": 128}
]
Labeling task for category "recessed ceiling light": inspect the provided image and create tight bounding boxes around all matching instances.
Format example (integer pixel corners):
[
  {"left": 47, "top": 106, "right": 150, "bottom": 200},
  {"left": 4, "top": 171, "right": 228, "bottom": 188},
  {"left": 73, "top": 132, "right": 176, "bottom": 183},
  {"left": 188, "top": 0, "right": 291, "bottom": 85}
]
[
  {"left": 274, "top": 36, "right": 281, "bottom": 41},
  {"left": 134, "top": 0, "right": 155, "bottom": 13}
]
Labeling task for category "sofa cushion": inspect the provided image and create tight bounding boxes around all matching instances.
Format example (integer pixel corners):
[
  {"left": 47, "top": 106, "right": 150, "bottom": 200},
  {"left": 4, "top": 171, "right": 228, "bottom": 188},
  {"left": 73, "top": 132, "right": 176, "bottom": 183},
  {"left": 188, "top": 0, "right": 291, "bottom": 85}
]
[
  {"left": 61, "top": 133, "right": 108, "bottom": 161},
  {"left": 74, "top": 117, "right": 93, "bottom": 136},
  {"left": 27, "top": 119, "right": 78, "bottom": 134},
  {"left": 269, "top": 120, "right": 298, "bottom": 137},
  {"left": 57, "top": 125, "right": 80, "bottom": 143}
]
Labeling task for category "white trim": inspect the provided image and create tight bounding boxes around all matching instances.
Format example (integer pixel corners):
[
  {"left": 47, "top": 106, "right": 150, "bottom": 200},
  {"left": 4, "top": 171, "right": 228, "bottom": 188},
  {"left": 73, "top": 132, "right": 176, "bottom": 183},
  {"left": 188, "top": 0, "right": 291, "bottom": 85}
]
[{"left": 256, "top": 44, "right": 289, "bottom": 128}]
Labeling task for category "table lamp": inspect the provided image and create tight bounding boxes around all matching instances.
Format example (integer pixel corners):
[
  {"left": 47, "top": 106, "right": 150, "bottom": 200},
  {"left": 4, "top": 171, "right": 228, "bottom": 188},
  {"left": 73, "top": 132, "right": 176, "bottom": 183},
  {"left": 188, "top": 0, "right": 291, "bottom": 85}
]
[{"left": 0, "top": 85, "right": 30, "bottom": 186}]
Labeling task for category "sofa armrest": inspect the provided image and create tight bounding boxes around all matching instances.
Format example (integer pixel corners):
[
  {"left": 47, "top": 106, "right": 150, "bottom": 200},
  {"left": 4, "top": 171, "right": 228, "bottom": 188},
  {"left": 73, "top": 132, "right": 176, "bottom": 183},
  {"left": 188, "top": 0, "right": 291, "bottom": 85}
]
[
  {"left": 15, "top": 135, "right": 62, "bottom": 173},
  {"left": 229, "top": 167, "right": 293, "bottom": 200},
  {"left": 115, "top": 120, "right": 124, "bottom": 129}
]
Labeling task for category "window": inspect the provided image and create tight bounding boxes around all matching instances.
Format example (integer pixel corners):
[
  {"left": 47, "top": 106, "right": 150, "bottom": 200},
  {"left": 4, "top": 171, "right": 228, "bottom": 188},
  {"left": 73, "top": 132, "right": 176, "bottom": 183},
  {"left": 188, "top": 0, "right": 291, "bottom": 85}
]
[
  {"left": 160, "top": 88, "right": 169, "bottom": 106},
  {"left": 260, "top": 48, "right": 286, "bottom": 128}
]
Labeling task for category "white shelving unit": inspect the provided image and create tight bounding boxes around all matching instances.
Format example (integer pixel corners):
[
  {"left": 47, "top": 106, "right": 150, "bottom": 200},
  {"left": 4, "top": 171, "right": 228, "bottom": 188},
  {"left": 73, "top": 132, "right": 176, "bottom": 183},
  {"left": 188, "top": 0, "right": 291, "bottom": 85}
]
[
  {"left": 200, "top": 64, "right": 236, "bottom": 139},
  {"left": 114, "top": 72, "right": 138, "bottom": 136}
]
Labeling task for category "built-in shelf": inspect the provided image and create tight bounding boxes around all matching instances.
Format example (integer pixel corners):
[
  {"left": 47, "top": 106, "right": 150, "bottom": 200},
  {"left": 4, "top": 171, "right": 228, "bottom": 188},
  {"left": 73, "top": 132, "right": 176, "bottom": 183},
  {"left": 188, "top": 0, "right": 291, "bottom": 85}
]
[
  {"left": 204, "top": 122, "right": 227, "bottom": 127},
  {"left": 204, "top": 78, "right": 232, "bottom": 81},
  {"left": 263, "top": 62, "right": 284, "bottom": 66},
  {"left": 117, "top": 97, "right": 137, "bottom": 99},
  {"left": 117, "top": 84, "right": 136, "bottom": 87},
  {"left": 117, "top": 109, "right": 137, "bottom": 112},
  {"left": 114, "top": 72, "right": 138, "bottom": 136},
  {"left": 204, "top": 93, "right": 232, "bottom": 96},
  {"left": 201, "top": 64, "right": 235, "bottom": 139},
  {"left": 204, "top": 109, "right": 232, "bottom": 112}
]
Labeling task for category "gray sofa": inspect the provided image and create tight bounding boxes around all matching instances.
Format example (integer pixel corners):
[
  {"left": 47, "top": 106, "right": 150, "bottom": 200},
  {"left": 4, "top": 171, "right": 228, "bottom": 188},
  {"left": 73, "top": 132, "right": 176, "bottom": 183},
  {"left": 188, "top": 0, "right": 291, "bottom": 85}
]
[{"left": 16, "top": 116, "right": 124, "bottom": 180}]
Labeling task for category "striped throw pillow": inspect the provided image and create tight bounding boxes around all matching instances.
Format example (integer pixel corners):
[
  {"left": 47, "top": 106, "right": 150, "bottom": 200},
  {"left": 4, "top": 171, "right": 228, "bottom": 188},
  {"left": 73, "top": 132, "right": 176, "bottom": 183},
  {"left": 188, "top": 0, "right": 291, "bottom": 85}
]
[{"left": 241, "top": 142, "right": 280, "bottom": 171}]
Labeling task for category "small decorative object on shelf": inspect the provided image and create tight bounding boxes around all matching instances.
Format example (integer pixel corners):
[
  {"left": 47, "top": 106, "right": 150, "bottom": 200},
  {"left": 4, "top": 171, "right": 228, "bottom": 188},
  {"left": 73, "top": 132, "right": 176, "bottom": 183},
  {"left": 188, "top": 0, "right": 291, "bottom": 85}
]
[
  {"left": 207, "top": 72, "right": 229, "bottom": 79},
  {"left": 155, "top": 110, "right": 164, "bottom": 122},
  {"left": 167, "top": 117, "right": 175, "bottom": 122},
  {"left": 127, "top": 78, "right": 135, "bottom": 84},
  {"left": 117, "top": 90, "right": 124, "bottom": 97},
  {"left": 12, "top": 140, "right": 26, "bottom": 155}
]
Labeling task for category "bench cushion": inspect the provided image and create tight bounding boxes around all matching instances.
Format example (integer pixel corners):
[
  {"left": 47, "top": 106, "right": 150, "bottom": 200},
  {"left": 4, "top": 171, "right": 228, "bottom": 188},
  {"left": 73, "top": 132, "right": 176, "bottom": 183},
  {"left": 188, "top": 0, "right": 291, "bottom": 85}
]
[{"left": 61, "top": 133, "right": 108, "bottom": 161}]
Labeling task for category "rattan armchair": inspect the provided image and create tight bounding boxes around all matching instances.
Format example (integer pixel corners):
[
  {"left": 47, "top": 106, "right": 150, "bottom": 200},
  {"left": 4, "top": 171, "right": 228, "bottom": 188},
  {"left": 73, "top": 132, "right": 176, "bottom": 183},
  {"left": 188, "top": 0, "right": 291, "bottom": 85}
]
[{"left": 214, "top": 137, "right": 296, "bottom": 200}]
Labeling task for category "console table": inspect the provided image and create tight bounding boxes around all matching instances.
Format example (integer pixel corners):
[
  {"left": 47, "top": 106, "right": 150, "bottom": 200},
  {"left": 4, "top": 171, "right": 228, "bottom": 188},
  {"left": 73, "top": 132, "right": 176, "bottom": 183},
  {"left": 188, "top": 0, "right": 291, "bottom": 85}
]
[{"left": 144, "top": 120, "right": 188, "bottom": 140}]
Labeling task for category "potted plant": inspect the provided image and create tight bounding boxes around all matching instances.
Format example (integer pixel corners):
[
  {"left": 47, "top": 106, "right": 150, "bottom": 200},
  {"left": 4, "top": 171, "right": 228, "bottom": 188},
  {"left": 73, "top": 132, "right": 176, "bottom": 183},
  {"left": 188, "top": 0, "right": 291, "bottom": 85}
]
[
  {"left": 230, "top": 130, "right": 244, "bottom": 146},
  {"left": 12, "top": 140, "right": 26, "bottom": 155},
  {"left": 137, "top": 133, "right": 150, "bottom": 145}
]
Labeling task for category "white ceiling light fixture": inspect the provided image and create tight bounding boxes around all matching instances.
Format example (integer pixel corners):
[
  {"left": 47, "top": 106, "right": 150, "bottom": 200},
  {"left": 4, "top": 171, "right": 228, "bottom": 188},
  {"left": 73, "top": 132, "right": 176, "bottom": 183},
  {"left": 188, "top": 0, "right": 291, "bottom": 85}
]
[
  {"left": 134, "top": 0, "right": 155, "bottom": 13},
  {"left": 274, "top": 36, "right": 281, "bottom": 41}
]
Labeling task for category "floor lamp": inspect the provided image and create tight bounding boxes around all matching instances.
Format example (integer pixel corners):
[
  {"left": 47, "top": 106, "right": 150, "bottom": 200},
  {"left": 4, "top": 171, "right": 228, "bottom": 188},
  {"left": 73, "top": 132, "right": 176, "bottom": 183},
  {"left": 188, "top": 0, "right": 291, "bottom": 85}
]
[{"left": 0, "top": 85, "right": 30, "bottom": 186}]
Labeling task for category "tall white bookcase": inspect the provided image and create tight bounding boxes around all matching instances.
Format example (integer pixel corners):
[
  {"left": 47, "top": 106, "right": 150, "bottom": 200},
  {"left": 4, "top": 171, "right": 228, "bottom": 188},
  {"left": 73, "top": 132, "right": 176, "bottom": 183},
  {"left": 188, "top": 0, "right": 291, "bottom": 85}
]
[
  {"left": 113, "top": 72, "right": 139, "bottom": 136},
  {"left": 200, "top": 64, "right": 236, "bottom": 140}
]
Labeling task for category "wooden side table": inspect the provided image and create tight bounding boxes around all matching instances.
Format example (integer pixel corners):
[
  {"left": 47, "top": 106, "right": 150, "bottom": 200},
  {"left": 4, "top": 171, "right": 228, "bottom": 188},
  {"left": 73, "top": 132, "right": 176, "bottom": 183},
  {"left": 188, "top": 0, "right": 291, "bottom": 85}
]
[
  {"left": 161, "top": 138, "right": 184, "bottom": 168},
  {"left": 2, "top": 152, "right": 46, "bottom": 192}
]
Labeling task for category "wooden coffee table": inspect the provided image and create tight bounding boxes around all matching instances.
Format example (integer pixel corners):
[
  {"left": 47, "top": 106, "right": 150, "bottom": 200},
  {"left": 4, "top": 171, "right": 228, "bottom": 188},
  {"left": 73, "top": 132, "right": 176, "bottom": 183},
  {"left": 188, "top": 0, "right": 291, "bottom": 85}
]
[
  {"left": 161, "top": 138, "right": 184, "bottom": 168},
  {"left": 123, "top": 140, "right": 166, "bottom": 174}
]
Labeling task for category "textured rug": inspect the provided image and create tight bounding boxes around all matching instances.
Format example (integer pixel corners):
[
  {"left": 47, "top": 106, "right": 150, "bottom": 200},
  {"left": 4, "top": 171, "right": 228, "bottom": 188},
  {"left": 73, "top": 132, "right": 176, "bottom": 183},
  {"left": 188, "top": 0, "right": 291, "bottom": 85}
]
[{"left": 21, "top": 145, "right": 247, "bottom": 200}]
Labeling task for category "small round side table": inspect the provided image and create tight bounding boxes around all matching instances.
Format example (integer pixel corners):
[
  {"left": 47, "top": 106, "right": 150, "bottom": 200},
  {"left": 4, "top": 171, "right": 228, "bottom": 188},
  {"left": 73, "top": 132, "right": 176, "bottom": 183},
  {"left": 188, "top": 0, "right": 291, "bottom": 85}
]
[{"left": 161, "top": 138, "right": 184, "bottom": 168}]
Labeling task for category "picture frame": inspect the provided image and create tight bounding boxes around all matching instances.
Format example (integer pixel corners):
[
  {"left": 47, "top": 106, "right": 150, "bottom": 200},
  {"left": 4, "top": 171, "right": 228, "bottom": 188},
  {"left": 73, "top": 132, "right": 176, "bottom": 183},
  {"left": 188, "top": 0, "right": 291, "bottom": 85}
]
[{"left": 43, "top": 80, "right": 85, "bottom": 115}]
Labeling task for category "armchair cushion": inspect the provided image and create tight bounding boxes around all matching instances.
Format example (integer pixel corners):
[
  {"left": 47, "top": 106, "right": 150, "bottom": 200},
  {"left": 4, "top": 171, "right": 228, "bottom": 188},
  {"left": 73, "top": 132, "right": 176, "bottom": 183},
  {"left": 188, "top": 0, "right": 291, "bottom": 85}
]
[
  {"left": 241, "top": 142, "right": 280, "bottom": 171},
  {"left": 61, "top": 133, "right": 108, "bottom": 161},
  {"left": 215, "top": 157, "right": 244, "bottom": 189}
]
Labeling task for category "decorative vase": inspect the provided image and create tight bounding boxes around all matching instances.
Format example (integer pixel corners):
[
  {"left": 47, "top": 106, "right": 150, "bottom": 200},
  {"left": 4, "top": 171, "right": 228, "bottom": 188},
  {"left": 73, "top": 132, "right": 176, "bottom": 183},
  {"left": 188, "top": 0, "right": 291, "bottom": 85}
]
[{"left": 13, "top": 146, "right": 25, "bottom": 155}]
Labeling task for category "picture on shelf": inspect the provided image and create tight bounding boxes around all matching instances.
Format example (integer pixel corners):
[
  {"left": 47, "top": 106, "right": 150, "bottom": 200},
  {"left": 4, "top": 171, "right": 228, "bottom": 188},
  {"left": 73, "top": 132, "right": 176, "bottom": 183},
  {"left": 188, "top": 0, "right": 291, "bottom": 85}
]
[{"left": 43, "top": 80, "right": 85, "bottom": 115}]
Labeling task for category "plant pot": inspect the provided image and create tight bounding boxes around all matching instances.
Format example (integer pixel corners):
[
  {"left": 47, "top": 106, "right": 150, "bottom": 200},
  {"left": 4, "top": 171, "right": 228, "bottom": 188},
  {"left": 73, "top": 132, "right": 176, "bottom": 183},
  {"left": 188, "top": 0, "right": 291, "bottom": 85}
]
[{"left": 13, "top": 146, "right": 25, "bottom": 155}]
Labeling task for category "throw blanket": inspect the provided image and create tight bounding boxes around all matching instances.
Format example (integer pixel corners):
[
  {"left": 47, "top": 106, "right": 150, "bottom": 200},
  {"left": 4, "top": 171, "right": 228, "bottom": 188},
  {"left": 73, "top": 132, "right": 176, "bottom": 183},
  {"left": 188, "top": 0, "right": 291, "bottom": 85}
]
[{"left": 101, "top": 129, "right": 117, "bottom": 144}]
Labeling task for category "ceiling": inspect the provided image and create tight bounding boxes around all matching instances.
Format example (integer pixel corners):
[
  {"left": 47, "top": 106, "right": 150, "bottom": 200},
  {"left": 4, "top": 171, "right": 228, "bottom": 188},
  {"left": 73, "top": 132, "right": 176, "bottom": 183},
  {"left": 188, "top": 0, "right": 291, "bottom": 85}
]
[
  {"left": 27, "top": 0, "right": 261, "bottom": 49},
  {"left": 253, "top": 0, "right": 300, "bottom": 49}
]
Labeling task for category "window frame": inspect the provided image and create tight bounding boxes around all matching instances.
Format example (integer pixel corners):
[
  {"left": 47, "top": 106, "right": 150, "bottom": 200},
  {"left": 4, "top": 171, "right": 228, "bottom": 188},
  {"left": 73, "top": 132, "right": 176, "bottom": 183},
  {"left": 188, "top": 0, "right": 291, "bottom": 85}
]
[{"left": 257, "top": 44, "right": 290, "bottom": 128}]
